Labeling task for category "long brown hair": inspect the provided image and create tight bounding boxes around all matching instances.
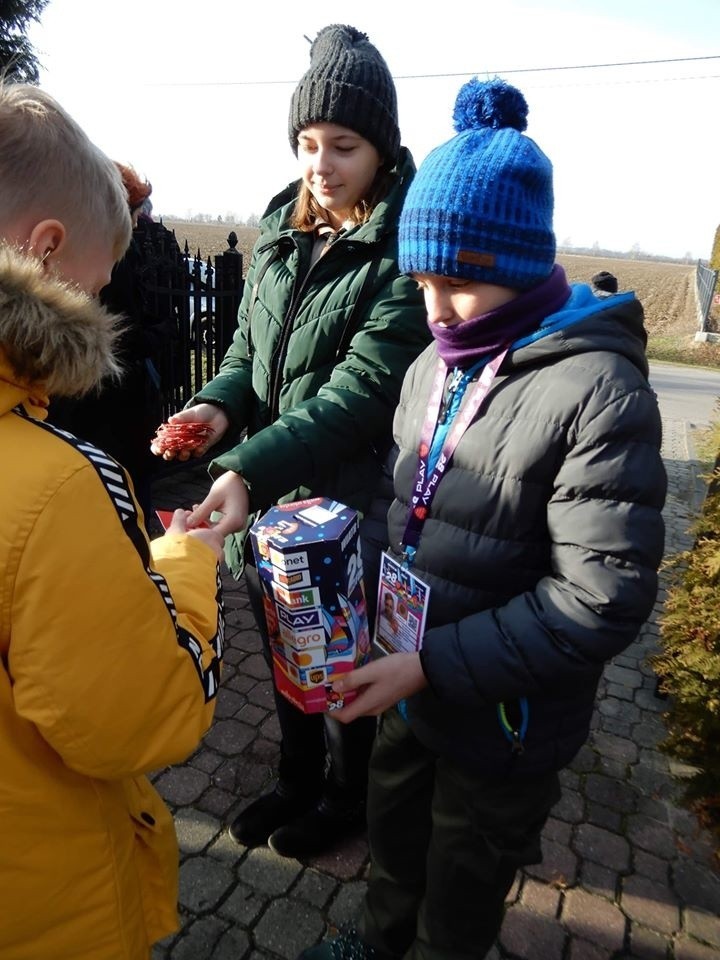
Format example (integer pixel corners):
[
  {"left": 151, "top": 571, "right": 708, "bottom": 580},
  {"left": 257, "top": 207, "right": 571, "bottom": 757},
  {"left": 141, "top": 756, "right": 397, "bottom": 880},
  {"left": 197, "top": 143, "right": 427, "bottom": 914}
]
[{"left": 290, "top": 164, "right": 396, "bottom": 233}]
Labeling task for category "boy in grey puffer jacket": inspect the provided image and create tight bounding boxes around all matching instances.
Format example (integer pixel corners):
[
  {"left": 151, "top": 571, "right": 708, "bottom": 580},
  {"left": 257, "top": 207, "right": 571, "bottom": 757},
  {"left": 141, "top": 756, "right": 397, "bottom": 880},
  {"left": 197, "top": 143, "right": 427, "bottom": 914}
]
[{"left": 296, "top": 77, "right": 666, "bottom": 960}]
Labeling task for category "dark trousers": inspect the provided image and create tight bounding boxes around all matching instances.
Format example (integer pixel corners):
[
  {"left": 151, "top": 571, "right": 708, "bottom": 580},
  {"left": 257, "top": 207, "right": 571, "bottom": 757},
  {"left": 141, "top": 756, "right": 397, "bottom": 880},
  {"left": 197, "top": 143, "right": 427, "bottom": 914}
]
[
  {"left": 244, "top": 562, "right": 376, "bottom": 798},
  {"left": 361, "top": 708, "right": 561, "bottom": 960}
]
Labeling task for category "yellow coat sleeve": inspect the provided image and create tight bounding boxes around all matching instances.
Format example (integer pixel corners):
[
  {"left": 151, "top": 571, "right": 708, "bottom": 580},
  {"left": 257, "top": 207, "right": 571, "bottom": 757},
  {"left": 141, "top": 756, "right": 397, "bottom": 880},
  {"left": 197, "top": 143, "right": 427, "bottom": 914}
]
[{"left": 10, "top": 461, "right": 224, "bottom": 779}]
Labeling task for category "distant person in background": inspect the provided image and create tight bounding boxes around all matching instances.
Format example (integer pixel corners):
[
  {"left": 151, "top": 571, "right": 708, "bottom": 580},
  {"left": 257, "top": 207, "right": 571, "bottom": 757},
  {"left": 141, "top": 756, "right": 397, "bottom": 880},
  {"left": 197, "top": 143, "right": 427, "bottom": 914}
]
[
  {"left": 591, "top": 269, "right": 619, "bottom": 297},
  {"left": 50, "top": 163, "right": 173, "bottom": 521},
  {"left": 151, "top": 23, "right": 430, "bottom": 860}
]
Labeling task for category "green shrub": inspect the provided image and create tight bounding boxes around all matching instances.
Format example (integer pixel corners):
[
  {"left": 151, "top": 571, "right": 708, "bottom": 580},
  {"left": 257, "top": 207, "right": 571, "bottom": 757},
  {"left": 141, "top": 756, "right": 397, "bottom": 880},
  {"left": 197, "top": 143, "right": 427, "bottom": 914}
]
[
  {"left": 646, "top": 335, "right": 720, "bottom": 369},
  {"left": 653, "top": 427, "right": 720, "bottom": 853}
]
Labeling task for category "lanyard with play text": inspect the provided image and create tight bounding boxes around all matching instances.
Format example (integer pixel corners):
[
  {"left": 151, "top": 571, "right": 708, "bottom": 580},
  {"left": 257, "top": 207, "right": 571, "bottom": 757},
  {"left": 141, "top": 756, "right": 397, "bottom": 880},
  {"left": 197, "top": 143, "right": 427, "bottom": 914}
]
[{"left": 402, "top": 347, "right": 509, "bottom": 558}]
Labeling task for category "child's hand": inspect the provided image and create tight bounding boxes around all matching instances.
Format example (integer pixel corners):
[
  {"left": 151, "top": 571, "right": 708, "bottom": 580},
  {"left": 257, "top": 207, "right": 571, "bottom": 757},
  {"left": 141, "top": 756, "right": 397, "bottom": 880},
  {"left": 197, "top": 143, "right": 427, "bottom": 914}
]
[
  {"left": 151, "top": 404, "right": 229, "bottom": 461},
  {"left": 328, "top": 653, "right": 428, "bottom": 723},
  {"left": 187, "top": 471, "right": 249, "bottom": 537},
  {"left": 186, "top": 526, "right": 225, "bottom": 562},
  {"left": 162, "top": 508, "right": 224, "bottom": 561}
]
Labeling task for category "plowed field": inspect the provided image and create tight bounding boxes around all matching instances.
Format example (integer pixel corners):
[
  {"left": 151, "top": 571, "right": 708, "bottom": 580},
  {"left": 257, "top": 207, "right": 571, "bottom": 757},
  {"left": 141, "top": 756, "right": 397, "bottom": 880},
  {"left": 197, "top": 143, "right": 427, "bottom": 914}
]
[
  {"left": 164, "top": 221, "right": 258, "bottom": 268},
  {"left": 558, "top": 254, "right": 697, "bottom": 339},
  {"left": 164, "top": 222, "right": 714, "bottom": 366}
]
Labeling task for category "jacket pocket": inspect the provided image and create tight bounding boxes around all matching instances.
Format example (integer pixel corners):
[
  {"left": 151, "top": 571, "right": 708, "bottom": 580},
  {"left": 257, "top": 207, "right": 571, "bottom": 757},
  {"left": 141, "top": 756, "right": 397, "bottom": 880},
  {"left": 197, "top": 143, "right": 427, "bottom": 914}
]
[{"left": 122, "top": 776, "right": 179, "bottom": 944}]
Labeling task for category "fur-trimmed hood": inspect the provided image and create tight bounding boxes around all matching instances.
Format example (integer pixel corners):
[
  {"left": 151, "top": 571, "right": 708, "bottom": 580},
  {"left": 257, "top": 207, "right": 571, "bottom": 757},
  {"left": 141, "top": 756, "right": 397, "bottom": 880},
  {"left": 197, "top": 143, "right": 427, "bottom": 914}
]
[{"left": 0, "top": 244, "right": 120, "bottom": 411}]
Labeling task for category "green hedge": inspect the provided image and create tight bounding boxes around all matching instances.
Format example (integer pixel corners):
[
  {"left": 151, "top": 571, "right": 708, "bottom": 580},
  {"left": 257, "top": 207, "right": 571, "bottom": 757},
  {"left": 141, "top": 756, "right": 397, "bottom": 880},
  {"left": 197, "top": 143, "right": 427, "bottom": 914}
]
[{"left": 653, "top": 435, "right": 720, "bottom": 853}]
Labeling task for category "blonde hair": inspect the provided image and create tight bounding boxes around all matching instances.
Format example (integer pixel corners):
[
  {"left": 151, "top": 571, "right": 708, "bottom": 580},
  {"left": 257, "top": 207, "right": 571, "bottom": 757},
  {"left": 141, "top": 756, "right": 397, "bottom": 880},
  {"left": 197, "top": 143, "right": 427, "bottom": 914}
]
[{"left": 0, "top": 84, "right": 131, "bottom": 258}]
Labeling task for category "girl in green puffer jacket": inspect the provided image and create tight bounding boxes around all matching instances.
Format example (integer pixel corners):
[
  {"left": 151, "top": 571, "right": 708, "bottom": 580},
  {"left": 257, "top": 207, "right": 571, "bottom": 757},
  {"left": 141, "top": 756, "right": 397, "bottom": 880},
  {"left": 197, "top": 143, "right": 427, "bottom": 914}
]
[{"left": 151, "top": 24, "right": 429, "bottom": 859}]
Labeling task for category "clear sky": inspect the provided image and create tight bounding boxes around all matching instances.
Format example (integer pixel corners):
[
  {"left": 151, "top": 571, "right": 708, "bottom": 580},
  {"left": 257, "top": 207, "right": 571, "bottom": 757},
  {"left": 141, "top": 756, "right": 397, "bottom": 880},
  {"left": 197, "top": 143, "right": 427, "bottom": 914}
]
[{"left": 27, "top": 0, "right": 720, "bottom": 259}]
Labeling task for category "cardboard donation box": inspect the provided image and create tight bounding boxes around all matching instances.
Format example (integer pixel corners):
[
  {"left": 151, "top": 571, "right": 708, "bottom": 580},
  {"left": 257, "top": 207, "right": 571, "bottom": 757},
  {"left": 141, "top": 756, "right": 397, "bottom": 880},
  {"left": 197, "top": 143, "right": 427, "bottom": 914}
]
[{"left": 249, "top": 498, "right": 371, "bottom": 713}]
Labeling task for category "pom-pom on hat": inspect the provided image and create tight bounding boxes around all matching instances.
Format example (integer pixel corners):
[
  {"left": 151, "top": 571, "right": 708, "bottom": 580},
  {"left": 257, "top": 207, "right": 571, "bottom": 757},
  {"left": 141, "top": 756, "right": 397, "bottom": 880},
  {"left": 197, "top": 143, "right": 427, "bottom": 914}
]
[
  {"left": 399, "top": 77, "right": 555, "bottom": 290},
  {"left": 288, "top": 24, "right": 400, "bottom": 163}
]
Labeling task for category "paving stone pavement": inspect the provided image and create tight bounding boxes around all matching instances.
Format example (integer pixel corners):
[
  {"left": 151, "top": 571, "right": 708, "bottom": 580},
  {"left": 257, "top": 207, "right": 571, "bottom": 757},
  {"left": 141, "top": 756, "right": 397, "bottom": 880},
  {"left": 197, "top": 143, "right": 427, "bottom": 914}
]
[{"left": 149, "top": 413, "right": 720, "bottom": 960}]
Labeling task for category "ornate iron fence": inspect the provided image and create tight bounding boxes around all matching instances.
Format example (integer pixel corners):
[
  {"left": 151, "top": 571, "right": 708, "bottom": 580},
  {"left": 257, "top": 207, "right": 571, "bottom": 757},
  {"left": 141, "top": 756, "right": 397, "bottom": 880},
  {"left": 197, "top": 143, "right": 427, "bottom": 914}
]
[{"left": 136, "top": 220, "right": 245, "bottom": 418}]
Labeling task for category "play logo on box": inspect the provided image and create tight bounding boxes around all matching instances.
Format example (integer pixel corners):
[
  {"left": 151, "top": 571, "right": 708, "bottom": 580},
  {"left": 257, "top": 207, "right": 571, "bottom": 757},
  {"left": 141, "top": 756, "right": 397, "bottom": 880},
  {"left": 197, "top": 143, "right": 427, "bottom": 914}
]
[
  {"left": 276, "top": 605, "right": 323, "bottom": 632},
  {"left": 249, "top": 498, "right": 371, "bottom": 713}
]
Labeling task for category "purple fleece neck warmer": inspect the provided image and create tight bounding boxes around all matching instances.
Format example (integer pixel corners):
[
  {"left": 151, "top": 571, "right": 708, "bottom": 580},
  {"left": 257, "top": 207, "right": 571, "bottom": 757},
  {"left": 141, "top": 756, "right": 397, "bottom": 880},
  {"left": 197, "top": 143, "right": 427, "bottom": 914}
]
[{"left": 429, "top": 265, "right": 571, "bottom": 366}]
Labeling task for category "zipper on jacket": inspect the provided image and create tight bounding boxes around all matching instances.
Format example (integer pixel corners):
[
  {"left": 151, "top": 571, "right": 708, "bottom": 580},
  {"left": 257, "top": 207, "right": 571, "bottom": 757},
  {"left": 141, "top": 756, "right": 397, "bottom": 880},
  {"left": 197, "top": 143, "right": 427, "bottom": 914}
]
[
  {"left": 267, "top": 235, "right": 312, "bottom": 421},
  {"left": 497, "top": 698, "right": 529, "bottom": 755},
  {"left": 267, "top": 236, "right": 358, "bottom": 422}
]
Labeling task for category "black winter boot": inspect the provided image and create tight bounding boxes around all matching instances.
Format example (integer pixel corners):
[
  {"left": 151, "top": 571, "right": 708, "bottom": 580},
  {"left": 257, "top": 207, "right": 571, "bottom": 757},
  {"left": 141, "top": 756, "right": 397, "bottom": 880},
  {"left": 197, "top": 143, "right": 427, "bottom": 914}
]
[
  {"left": 228, "top": 782, "right": 322, "bottom": 848},
  {"left": 268, "top": 780, "right": 367, "bottom": 859}
]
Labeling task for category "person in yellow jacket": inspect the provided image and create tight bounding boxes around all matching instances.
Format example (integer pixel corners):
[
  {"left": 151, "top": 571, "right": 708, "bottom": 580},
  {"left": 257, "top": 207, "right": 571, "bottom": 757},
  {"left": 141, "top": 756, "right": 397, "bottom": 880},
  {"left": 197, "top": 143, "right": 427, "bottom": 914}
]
[{"left": 0, "top": 84, "right": 225, "bottom": 960}]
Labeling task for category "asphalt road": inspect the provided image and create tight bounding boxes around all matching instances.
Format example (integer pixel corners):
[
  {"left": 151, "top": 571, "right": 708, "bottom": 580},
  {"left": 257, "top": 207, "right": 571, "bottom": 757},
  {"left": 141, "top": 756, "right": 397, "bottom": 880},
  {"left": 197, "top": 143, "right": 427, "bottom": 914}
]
[{"left": 649, "top": 360, "right": 720, "bottom": 425}]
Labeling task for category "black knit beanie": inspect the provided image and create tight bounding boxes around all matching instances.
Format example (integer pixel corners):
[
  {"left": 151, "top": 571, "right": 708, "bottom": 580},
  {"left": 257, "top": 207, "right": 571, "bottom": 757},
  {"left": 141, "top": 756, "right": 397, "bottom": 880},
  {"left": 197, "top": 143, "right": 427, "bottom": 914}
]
[
  {"left": 591, "top": 271, "right": 619, "bottom": 294},
  {"left": 288, "top": 24, "right": 400, "bottom": 163}
]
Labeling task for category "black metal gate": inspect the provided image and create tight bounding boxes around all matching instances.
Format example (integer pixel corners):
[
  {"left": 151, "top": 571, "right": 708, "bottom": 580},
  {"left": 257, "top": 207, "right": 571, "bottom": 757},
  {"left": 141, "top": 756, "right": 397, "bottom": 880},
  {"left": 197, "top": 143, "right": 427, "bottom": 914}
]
[{"left": 136, "top": 220, "right": 245, "bottom": 418}]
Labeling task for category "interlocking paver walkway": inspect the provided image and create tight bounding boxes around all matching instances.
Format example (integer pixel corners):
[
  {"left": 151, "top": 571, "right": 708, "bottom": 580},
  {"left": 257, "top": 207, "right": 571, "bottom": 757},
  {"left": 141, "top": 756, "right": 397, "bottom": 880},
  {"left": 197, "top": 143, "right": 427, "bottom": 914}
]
[{"left": 150, "top": 412, "right": 720, "bottom": 960}]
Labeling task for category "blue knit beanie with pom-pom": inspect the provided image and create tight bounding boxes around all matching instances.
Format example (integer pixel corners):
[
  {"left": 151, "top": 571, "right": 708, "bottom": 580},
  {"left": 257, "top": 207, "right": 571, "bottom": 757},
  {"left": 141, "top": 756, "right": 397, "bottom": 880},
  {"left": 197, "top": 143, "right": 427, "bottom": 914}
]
[{"left": 399, "top": 77, "right": 555, "bottom": 290}]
